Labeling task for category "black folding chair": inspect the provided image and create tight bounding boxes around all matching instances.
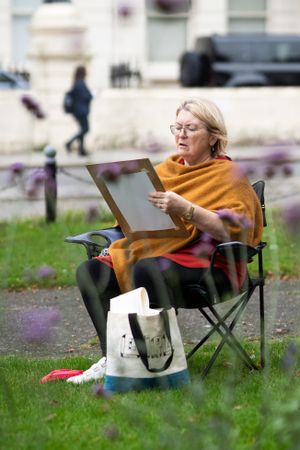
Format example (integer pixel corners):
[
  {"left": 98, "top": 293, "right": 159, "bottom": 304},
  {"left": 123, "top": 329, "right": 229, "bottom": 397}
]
[{"left": 65, "top": 180, "right": 267, "bottom": 379}]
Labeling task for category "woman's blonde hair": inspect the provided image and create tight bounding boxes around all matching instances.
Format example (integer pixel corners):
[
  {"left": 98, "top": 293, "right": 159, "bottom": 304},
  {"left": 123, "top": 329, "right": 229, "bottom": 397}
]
[{"left": 176, "top": 98, "right": 228, "bottom": 156}]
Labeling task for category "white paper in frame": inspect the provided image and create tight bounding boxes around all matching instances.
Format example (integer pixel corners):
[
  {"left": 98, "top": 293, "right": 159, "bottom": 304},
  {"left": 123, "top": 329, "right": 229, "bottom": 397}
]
[{"left": 86, "top": 158, "right": 188, "bottom": 239}]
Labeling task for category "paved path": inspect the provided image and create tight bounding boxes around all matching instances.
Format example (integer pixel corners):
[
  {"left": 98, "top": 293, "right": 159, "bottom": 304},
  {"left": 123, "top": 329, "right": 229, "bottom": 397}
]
[
  {"left": 1, "top": 146, "right": 300, "bottom": 220},
  {"left": 1, "top": 280, "right": 299, "bottom": 358}
]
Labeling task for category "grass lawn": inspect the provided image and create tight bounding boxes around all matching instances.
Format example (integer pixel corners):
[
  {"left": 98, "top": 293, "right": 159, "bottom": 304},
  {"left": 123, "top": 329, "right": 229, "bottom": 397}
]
[
  {"left": 1, "top": 339, "right": 300, "bottom": 450},
  {"left": 0, "top": 209, "right": 299, "bottom": 289}
]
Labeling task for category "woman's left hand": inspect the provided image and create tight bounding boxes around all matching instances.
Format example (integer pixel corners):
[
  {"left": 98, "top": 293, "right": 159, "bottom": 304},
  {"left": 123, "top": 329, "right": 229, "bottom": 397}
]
[{"left": 148, "top": 191, "right": 190, "bottom": 216}]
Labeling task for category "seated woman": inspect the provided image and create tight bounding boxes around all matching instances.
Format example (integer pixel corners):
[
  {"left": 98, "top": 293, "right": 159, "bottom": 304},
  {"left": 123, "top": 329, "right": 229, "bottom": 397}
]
[{"left": 67, "top": 97, "right": 263, "bottom": 384}]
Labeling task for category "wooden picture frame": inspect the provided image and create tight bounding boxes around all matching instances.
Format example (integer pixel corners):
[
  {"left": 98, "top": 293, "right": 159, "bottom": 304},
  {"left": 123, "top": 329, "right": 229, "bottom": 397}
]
[{"left": 86, "top": 158, "right": 188, "bottom": 240}]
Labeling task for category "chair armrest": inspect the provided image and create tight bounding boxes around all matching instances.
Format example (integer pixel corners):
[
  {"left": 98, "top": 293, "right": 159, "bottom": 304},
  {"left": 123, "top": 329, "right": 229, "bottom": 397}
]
[
  {"left": 210, "top": 241, "right": 258, "bottom": 268},
  {"left": 64, "top": 226, "right": 124, "bottom": 259}
]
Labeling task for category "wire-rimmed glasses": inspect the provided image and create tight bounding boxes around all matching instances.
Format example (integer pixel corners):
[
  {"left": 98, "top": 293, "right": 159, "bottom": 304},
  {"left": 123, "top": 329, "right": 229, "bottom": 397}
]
[{"left": 170, "top": 124, "right": 203, "bottom": 136}]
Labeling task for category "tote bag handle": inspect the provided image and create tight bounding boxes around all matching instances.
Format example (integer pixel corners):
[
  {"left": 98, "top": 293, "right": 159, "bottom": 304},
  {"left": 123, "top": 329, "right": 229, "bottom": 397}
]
[{"left": 128, "top": 310, "right": 174, "bottom": 373}]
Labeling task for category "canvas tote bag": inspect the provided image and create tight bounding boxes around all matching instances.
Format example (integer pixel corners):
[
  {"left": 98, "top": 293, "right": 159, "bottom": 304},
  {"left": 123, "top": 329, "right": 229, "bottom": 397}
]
[{"left": 104, "top": 288, "right": 190, "bottom": 393}]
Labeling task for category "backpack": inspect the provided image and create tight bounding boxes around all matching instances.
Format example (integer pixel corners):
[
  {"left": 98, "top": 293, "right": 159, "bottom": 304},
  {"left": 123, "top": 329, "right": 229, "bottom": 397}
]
[{"left": 63, "top": 91, "right": 73, "bottom": 113}]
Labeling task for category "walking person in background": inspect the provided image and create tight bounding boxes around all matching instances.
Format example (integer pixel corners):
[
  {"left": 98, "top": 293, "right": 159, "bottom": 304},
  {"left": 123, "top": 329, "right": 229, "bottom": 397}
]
[{"left": 65, "top": 66, "right": 93, "bottom": 156}]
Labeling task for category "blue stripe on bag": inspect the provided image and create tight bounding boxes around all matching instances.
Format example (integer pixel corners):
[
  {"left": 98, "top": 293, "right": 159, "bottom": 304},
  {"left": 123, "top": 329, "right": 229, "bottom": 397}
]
[{"left": 103, "top": 369, "right": 190, "bottom": 393}]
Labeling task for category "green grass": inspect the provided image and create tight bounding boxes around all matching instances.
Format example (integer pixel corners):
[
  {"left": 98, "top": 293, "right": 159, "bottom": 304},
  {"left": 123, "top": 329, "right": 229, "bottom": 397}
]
[
  {"left": 0, "top": 209, "right": 299, "bottom": 289},
  {"left": 1, "top": 339, "right": 300, "bottom": 450},
  {"left": 0, "top": 211, "right": 115, "bottom": 289}
]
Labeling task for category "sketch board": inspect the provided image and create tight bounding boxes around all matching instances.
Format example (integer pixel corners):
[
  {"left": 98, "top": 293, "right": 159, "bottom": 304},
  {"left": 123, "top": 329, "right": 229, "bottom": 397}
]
[{"left": 86, "top": 159, "right": 188, "bottom": 239}]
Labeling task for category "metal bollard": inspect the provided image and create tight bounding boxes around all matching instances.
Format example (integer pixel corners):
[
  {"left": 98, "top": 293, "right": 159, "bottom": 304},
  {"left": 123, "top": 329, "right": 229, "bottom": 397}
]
[{"left": 44, "top": 145, "right": 57, "bottom": 223}]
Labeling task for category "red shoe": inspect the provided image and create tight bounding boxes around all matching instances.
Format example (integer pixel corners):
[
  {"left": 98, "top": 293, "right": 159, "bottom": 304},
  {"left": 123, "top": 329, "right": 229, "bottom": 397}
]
[{"left": 40, "top": 369, "right": 83, "bottom": 383}]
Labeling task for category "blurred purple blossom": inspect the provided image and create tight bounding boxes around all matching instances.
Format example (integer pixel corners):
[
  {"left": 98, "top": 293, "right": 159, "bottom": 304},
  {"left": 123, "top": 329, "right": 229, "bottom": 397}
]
[
  {"left": 235, "top": 162, "right": 257, "bottom": 178},
  {"left": 9, "top": 161, "right": 25, "bottom": 175},
  {"left": 97, "top": 163, "right": 122, "bottom": 181},
  {"left": 117, "top": 1, "right": 134, "bottom": 17},
  {"left": 20, "top": 93, "right": 46, "bottom": 119},
  {"left": 281, "top": 202, "right": 300, "bottom": 234},
  {"left": 97, "top": 161, "right": 139, "bottom": 182},
  {"left": 263, "top": 165, "right": 276, "bottom": 179},
  {"left": 19, "top": 308, "right": 60, "bottom": 343},
  {"left": 192, "top": 233, "right": 215, "bottom": 258},
  {"left": 217, "top": 209, "right": 252, "bottom": 229},
  {"left": 157, "top": 258, "right": 171, "bottom": 271},
  {"left": 153, "top": 0, "right": 189, "bottom": 13},
  {"left": 31, "top": 169, "right": 46, "bottom": 185},
  {"left": 36, "top": 265, "right": 56, "bottom": 279},
  {"left": 121, "top": 160, "right": 139, "bottom": 174},
  {"left": 91, "top": 383, "right": 112, "bottom": 399},
  {"left": 282, "top": 165, "right": 293, "bottom": 177},
  {"left": 264, "top": 148, "right": 290, "bottom": 165},
  {"left": 25, "top": 169, "right": 46, "bottom": 198}
]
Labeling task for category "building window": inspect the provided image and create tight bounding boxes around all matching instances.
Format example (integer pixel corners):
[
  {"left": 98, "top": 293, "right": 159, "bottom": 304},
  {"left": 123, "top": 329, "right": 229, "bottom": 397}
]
[
  {"left": 228, "top": 0, "right": 267, "bottom": 33},
  {"left": 146, "top": 0, "right": 190, "bottom": 63},
  {"left": 11, "top": 0, "right": 43, "bottom": 67}
]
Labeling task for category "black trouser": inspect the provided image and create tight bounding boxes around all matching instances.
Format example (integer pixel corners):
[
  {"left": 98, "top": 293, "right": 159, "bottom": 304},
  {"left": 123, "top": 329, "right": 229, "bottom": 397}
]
[
  {"left": 67, "top": 114, "right": 89, "bottom": 154},
  {"left": 76, "top": 257, "right": 231, "bottom": 356}
]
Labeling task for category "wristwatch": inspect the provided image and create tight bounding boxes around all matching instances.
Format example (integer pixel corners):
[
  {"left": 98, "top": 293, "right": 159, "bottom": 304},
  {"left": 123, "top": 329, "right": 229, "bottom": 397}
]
[{"left": 182, "top": 204, "right": 195, "bottom": 221}]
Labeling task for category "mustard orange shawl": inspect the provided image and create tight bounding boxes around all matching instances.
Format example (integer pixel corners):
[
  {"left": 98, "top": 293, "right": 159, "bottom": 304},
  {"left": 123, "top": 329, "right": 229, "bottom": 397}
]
[{"left": 109, "top": 155, "right": 263, "bottom": 292}]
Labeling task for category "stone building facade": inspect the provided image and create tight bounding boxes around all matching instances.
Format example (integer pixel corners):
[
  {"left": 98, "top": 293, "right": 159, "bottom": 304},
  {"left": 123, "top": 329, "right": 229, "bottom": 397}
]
[
  {"left": 1, "top": 0, "right": 300, "bottom": 153},
  {"left": 1, "top": 0, "right": 300, "bottom": 89}
]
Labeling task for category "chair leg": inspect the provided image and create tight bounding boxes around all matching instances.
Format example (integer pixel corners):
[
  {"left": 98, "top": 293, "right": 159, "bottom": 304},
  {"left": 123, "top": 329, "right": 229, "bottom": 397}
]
[
  {"left": 259, "top": 283, "right": 265, "bottom": 368},
  {"left": 201, "top": 304, "right": 258, "bottom": 371},
  {"left": 187, "top": 293, "right": 246, "bottom": 359},
  {"left": 187, "top": 283, "right": 266, "bottom": 377}
]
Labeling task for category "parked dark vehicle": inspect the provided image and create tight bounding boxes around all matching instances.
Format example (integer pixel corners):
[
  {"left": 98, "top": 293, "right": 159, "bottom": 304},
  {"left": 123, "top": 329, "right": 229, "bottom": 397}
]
[
  {"left": 180, "top": 34, "right": 300, "bottom": 87},
  {"left": 0, "top": 70, "right": 29, "bottom": 90}
]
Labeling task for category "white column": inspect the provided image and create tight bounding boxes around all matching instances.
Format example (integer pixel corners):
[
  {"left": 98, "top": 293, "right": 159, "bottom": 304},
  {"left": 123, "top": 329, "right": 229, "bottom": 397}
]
[
  {"left": 0, "top": 0, "right": 11, "bottom": 68},
  {"left": 28, "top": 1, "right": 92, "bottom": 151}
]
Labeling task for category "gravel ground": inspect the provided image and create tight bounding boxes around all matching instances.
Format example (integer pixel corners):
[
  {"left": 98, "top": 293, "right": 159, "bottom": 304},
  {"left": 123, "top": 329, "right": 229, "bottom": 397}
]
[{"left": 1, "top": 280, "right": 300, "bottom": 359}]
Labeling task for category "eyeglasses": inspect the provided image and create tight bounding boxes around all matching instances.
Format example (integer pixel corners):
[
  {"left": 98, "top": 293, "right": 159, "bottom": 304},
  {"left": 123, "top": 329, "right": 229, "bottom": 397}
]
[{"left": 170, "top": 124, "right": 204, "bottom": 136}]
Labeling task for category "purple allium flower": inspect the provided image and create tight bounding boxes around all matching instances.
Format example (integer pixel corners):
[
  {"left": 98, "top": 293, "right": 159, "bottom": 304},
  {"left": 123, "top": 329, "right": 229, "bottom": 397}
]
[
  {"left": 282, "top": 164, "right": 293, "bottom": 177},
  {"left": 263, "top": 165, "right": 276, "bottom": 179},
  {"left": 97, "top": 163, "right": 122, "bottom": 182},
  {"left": 31, "top": 169, "right": 46, "bottom": 185},
  {"left": 19, "top": 308, "right": 60, "bottom": 343},
  {"left": 217, "top": 209, "right": 252, "bottom": 229},
  {"left": 25, "top": 169, "right": 46, "bottom": 198},
  {"left": 192, "top": 233, "right": 215, "bottom": 258},
  {"left": 121, "top": 160, "right": 139, "bottom": 174},
  {"left": 36, "top": 265, "right": 56, "bottom": 279},
  {"left": 157, "top": 258, "right": 171, "bottom": 271},
  {"left": 235, "top": 162, "right": 256, "bottom": 178},
  {"left": 91, "top": 383, "right": 112, "bottom": 399},
  {"left": 281, "top": 202, "right": 300, "bottom": 234},
  {"left": 154, "top": 0, "right": 189, "bottom": 13},
  {"left": 9, "top": 161, "right": 25, "bottom": 175},
  {"left": 20, "top": 93, "right": 46, "bottom": 119},
  {"left": 117, "top": 1, "right": 133, "bottom": 17},
  {"left": 264, "top": 148, "right": 290, "bottom": 165},
  {"left": 35, "top": 110, "right": 46, "bottom": 120}
]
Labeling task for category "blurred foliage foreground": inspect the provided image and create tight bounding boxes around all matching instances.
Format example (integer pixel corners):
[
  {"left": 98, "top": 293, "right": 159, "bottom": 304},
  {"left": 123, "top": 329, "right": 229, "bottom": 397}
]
[{"left": 0, "top": 208, "right": 299, "bottom": 290}]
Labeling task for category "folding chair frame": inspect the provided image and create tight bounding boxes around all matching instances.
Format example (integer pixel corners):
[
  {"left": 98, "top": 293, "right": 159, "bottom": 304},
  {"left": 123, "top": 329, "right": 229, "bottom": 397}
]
[{"left": 186, "top": 241, "right": 266, "bottom": 379}]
